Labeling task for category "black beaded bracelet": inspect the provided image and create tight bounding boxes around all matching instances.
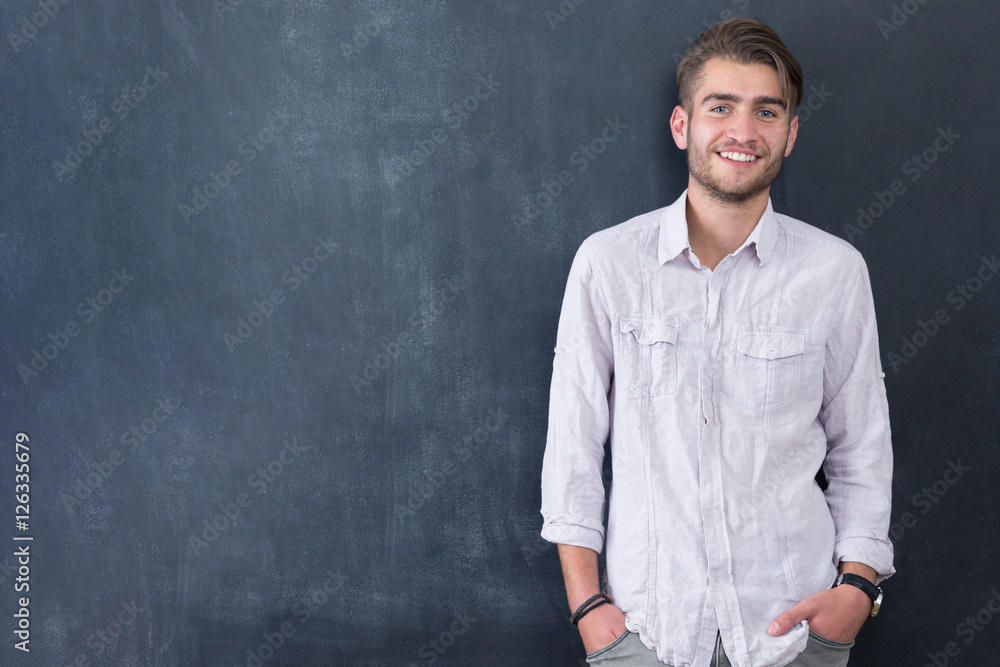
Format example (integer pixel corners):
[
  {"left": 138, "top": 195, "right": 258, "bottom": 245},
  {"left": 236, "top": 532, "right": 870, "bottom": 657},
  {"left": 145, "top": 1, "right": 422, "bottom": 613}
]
[{"left": 570, "top": 591, "right": 609, "bottom": 625}]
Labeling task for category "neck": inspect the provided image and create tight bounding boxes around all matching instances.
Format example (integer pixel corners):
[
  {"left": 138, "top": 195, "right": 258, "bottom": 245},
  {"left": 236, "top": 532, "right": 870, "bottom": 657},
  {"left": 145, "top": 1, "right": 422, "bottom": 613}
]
[{"left": 685, "top": 180, "right": 769, "bottom": 271}]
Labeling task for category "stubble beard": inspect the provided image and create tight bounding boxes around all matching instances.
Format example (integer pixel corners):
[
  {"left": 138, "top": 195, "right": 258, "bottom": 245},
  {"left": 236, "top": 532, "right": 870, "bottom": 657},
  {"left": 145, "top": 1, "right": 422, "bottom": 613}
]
[{"left": 687, "top": 136, "right": 787, "bottom": 206}]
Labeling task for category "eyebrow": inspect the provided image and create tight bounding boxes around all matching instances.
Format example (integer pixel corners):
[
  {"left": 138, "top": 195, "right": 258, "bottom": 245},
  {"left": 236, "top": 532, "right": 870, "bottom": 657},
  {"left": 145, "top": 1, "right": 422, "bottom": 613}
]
[{"left": 701, "top": 93, "right": 787, "bottom": 108}]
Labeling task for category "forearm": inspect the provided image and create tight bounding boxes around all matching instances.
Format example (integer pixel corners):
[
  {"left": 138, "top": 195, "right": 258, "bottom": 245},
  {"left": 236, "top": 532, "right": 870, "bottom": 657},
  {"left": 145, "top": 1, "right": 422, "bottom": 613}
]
[{"left": 557, "top": 543, "right": 603, "bottom": 611}]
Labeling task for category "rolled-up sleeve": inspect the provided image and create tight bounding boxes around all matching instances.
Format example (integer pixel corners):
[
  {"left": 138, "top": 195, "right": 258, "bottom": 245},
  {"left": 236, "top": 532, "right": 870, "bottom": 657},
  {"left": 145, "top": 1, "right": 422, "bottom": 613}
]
[
  {"left": 819, "top": 256, "right": 896, "bottom": 583},
  {"left": 540, "top": 242, "right": 615, "bottom": 553}
]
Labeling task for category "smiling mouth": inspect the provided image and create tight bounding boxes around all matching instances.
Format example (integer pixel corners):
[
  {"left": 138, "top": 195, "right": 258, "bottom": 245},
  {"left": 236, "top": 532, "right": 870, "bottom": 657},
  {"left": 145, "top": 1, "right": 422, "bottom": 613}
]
[{"left": 718, "top": 151, "right": 759, "bottom": 163}]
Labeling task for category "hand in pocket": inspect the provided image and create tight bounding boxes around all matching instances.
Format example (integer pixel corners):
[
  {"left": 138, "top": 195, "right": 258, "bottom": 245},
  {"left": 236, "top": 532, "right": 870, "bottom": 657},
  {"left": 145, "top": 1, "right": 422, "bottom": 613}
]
[
  {"left": 768, "top": 585, "right": 870, "bottom": 643},
  {"left": 579, "top": 603, "right": 628, "bottom": 654}
]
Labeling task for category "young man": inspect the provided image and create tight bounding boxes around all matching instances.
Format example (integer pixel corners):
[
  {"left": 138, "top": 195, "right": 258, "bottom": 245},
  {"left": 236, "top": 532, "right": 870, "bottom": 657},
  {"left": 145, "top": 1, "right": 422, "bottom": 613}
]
[{"left": 540, "top": 18, "right": 894, "bottom": 667}]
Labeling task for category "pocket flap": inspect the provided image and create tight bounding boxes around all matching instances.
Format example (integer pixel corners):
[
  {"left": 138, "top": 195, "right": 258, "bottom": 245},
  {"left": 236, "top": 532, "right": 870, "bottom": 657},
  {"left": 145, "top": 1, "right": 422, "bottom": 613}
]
[
  {"left": 619, "top": 318, "right": 678, "bottom": 345},
  {"left": 737, "top": 330, "right": 805, "bottom": 359}
]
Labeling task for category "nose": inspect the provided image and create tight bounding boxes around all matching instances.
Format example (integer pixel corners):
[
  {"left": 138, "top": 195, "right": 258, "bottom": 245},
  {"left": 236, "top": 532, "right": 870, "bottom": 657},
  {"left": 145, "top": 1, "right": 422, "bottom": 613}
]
[{"left": 725, "top": 111, "right": 757, "bottom": 145}]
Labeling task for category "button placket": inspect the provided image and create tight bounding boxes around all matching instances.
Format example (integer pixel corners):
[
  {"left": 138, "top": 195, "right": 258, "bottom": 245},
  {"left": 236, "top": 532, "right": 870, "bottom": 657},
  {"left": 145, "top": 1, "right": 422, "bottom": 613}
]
[{"left": 700, "top": 263, "right": 742, "bottom": 649}]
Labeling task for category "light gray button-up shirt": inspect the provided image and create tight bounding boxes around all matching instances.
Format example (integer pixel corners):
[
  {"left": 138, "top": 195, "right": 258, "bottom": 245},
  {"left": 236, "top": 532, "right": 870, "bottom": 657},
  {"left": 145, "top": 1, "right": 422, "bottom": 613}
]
[{"left": 540, "top": 190, "right": 894, "bottom": 667}]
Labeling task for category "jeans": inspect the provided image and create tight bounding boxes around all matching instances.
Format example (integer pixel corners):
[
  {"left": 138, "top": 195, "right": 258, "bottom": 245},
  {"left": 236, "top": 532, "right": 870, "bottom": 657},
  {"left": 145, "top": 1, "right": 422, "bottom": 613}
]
[{"left": 586, "top": 630, "right": 852, "bottom": 666}]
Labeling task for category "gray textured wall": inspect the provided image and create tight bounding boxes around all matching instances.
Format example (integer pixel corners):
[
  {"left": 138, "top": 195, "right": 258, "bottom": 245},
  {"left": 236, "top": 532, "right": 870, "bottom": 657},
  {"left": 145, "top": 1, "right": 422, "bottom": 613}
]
[{"left": 1, "top": 1, "right": 998, "bottom": 664}]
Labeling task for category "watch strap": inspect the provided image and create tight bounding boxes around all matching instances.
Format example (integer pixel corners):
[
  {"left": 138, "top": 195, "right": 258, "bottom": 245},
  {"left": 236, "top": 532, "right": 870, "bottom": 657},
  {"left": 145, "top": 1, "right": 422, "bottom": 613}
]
[{"left": 834, "top": 573, "right": 883, "bottom": 617}]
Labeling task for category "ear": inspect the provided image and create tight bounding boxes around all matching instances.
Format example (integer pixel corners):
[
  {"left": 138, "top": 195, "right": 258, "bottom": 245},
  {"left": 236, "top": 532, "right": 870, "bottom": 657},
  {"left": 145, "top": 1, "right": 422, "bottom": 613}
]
[
  {"left": 783, "top": 113, "right": 799, "bottom": 157},
  {"left": 669, "top": 105, "right": 689, "bottom": 150}
]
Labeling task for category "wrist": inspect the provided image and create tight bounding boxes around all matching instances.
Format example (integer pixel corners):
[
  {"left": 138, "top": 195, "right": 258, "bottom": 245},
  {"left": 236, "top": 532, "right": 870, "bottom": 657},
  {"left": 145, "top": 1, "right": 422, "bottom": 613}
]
[
  {"left": 833, "top": 572, "right": 883, "bottom": 618},
  {"left": 569, "top": 589, "right": 604, "bottom": 612},
  {"left": 570, "top": 590, "right": 611, "bottom": 625},
  {"left": 835, "top": 579, "right": 871, "bottom": 605}
]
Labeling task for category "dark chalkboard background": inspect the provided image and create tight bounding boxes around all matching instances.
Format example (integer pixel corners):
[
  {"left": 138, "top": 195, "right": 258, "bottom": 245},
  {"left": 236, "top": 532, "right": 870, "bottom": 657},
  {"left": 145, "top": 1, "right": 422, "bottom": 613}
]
[{"left": 1, "top": 1, "right": 998, "bottom": 665}]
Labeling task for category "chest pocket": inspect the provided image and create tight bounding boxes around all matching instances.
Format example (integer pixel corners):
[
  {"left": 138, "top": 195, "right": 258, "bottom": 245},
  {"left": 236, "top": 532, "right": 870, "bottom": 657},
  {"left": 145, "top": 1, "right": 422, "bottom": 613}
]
[
  {"left": 617, "top": 317, "right": 679, "bottom": 397},
  {"left": 733, "top": 329, "right": 806, "bottom": 412}
]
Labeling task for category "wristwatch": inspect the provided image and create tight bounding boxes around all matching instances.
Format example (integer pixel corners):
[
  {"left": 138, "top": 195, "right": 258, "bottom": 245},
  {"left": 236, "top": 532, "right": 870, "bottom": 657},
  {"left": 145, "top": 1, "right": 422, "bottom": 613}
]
[{"left": 833, "top": 572, "right": 883, "bottom": 618}]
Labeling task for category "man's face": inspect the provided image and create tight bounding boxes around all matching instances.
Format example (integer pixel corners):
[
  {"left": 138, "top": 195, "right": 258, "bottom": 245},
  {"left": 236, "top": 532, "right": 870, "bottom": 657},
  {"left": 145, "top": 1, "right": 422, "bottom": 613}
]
[{"left": 670, "top": 58, "right": 798, "bottom": 205}]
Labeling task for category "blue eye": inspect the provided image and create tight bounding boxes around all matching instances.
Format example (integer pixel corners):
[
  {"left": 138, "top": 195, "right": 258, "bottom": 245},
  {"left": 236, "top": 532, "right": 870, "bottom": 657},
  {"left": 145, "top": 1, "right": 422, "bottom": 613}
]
[
  {"left": 711, "top": 105, "right": 728, "bottom": 113},
  {"left": 759, "top": 109, "right": 777, "bottom": 118}
]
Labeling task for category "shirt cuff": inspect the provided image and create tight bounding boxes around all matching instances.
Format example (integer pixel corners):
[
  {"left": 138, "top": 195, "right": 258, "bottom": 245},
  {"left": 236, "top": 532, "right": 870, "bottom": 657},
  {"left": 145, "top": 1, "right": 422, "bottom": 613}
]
[
  {"left": 834, "top": 535, "right": 896, "bottom": 585},
  {"left": 541, "top": 518, "right": 605, "bottom": 554}
]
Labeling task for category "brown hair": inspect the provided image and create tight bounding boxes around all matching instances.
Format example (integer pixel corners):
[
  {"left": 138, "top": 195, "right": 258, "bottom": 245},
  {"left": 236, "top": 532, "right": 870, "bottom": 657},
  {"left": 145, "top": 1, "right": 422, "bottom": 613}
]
[{"left": 676, "top": 18, "right": 803, "bottom": 116}]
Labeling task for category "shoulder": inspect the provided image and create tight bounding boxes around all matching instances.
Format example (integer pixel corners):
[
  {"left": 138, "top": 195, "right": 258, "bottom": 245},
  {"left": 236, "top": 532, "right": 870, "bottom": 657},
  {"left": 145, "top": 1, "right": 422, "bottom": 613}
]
[
  {"left": 775, "top": 211, "right": 868, "bottom": 273},
  {"left": 577, "top": 206, "right": 664, "bottom": 255}
]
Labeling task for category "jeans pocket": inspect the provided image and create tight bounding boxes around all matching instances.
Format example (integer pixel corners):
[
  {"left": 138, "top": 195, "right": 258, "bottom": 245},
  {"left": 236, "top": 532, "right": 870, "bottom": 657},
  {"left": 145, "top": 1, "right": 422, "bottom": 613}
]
[
  {"left": 808, "top": 629, "right": 855, "bottom": 649},
  {"left": 618, "top": 317, "right": 679, "bottom": 397},
  {"left": 733, "top": 328, "right": 805, "bottom": 411},
  {"left": 586, "top": 629, "right": 632, "bottom": 661}
]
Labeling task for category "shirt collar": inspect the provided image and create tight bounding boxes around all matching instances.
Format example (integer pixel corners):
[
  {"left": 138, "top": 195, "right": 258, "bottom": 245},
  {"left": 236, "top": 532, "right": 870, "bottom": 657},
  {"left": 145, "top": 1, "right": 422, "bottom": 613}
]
[{"left": 657, "top": 189, "right": 778, "bottom": 267}]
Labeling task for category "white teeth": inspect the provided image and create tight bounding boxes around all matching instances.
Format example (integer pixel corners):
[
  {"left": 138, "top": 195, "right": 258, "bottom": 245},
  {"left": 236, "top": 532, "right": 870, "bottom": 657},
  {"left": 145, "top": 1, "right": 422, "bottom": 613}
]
[{"left": 720, "top": 151, "right": 758, "bottom": 162}]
